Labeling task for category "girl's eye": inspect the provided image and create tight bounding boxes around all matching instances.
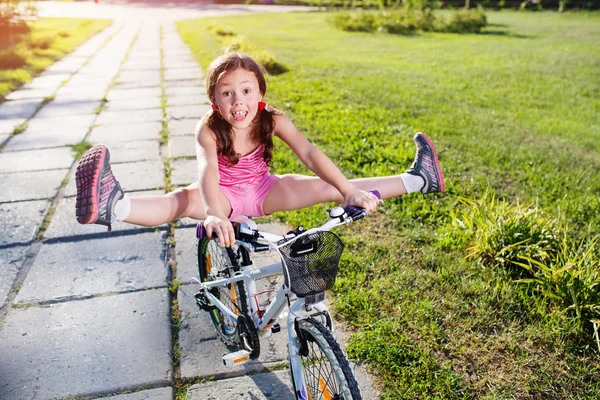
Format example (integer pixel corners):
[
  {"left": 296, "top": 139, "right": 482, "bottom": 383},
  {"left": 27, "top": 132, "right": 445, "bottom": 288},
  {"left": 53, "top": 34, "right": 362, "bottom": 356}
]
[
  {"left": 244, "top": 89, "right": 251, "bottom": 94},
  {"left": 222, "top": 91, "right": 231, "bottom": 97}
]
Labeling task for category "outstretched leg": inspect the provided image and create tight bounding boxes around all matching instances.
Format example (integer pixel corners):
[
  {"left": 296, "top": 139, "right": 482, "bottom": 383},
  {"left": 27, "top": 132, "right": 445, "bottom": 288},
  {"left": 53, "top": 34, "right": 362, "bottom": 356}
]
[
  {"left": 75, "top": 144, "right": 231, "bottom": 228},
  {"left": 263, "top": 132, "right": 444, "bottom": 214}
]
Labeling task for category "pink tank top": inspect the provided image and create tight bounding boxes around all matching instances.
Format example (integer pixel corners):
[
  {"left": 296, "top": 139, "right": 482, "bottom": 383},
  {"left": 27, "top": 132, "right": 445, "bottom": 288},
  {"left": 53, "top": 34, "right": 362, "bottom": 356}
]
[{"left": 218, "top": 145, "right": 270, "bottom": 187}]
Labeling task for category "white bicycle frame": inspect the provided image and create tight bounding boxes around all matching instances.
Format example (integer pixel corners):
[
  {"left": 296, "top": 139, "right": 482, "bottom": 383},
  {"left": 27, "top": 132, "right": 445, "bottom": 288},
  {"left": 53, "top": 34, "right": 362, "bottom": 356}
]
[{"left": 197, "top": 215, "right": 352, "bottom": 399}]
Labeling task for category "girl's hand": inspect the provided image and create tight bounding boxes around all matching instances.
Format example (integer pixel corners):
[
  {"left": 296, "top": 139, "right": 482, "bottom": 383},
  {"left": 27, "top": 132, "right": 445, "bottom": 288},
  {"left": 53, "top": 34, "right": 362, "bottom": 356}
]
[
  {"left": 204, "top": 214, "right": 235, "bottom": 247},
  {"left": 343, "top": 188, "right": 380, "bottom": 213}
]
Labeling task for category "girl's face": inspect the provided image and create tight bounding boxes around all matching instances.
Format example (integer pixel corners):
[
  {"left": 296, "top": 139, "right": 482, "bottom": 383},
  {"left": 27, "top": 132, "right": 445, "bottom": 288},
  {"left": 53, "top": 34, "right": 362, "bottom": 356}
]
[{"left": 214, "top": 67, "right": 263, "bottom": 132}]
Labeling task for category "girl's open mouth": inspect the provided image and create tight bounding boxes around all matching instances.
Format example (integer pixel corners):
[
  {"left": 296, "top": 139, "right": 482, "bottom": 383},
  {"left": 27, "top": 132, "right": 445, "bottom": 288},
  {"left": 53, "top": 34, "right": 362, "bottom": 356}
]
[{"left": 232, "top": 110, "right": 248, "bottom": 122}]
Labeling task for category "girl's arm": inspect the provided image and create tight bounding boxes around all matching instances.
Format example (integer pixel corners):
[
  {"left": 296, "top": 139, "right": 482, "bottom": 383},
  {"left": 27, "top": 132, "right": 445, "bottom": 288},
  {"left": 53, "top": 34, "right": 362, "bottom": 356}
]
[
  {"left": 273, "top": 114, "right": 379, "bottom": 211},
  {"left": 195, "top": 120, "right": 235, "bottom": 246}
]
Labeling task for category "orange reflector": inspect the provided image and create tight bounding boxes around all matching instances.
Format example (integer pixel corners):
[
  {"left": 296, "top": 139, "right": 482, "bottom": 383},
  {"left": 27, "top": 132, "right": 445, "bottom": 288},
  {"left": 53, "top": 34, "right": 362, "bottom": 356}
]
[
  {"left": 206, "top": 254, "right": 212, "bottom": 274},
  {"left": 234, "top": 355, "right": 249, "bottom": 364},
  {"left": 319, "top": 378, "right": 332, "bottom": 400},
  {"left": 231, "top": 285, "right": 238, "bottom": 316}
]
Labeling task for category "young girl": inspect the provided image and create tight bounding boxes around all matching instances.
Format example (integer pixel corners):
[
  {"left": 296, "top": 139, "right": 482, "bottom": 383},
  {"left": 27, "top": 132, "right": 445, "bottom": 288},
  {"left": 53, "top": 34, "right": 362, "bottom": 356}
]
[{"left": 75, "top": 52, "right": 445, "bottom": 247}]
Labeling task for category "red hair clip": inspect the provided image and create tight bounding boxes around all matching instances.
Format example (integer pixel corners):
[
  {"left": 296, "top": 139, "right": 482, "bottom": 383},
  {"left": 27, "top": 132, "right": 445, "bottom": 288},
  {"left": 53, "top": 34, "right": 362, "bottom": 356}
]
[
  {"left": 211, "top": 103, "right": 220, "bottom": 115},
  {"left": 258, "top": 102, "right": 267, "bottom": 111}
]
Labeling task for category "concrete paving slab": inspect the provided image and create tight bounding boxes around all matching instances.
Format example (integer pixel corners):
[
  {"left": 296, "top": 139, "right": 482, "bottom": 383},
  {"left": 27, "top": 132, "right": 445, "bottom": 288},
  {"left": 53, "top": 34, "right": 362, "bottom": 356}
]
[
  {"left": 15, "top": 232, "right": 167, "bottom": 304},
  {"left": 43, "top": 190, "right": 166, "bottom": 239},
  {"left": 165, "top": 79, "right": 204, "bottom": 89},
  {"left": 20, "top": 72, "right": 70, "bottom": 90},
  {"left": 5, "top": 87, "right": 55, "bottom": 101},
  {"left": 168, "top": 119, "right": 197, "bottom": 137},
  {"left": 0, "top": 246, "right": 28, "bottom": 309},
  {"left": 3, "top": 125, "right": 88, "bottom": 151},
  {"left": 0, "top": 147, "right": 74, "bottom": 173},
  {"left": 88, "top": 122, "right": 163, "bottom": 145},
  {"left": 102, "top": 140, "right": 160, "bottom": 163},
  {"left": 107, "top": 87, "right": 163, "bottom": 101},
  {"left": 178, "top": 287, "right": 289, "bottom": 379},
  {"left": 168, "top": 135, "right": 195, "bottom": 158},
  {"left": 163, "top": 61, "right": 203, "bottom": 71},
  {"left": 167, "top": 104, "right": 210, "bottom": 120},
  {"left": 0, "top": 289, "right": 172, "bottom": 400},
  {"left": 0, "top": 169, "right": 66, "bottom": 202},
  {"left": 0, "top": 200, "right": 49, "bottom": 246},
  {"left": 167, "top": 94, "right": 208, "bottom": 107},
  {"left": 104, "top": 97, "right": 163, "bottom": 112},
  {"left": 120, "top": 61, "right": 161, "bottom": 72},
  {"left": 187, "top": 371, "right": 295, "bottom": 400},
  {"left": 0, "top": 98, "right": 41, "bottom": 120},
  {"left": 96, "top": 109, "right": 164, "bottom": 126},
  {"left": 117, "top": 70, "right": 162, "bottom": 85},
  {"left": 165, "top": 85, "right": 205, "bottom": 98},
  {"left": 24, "top": 113, "right": 94, "bottom": 134},
  {"left": 104, "top": 387, "right": 173, "bottom": 400},
  {"left": 112, "top": 81, "right": 162, "bottom": 91},
  {"left": 0, "top": 117, "right": 25, "bottom": 134},
  {"left": 0, "top": 133, "right": 8, "bottom": 146},
  {"left": 64, "top": 160, "right": 165, "bottom": 196},
  {"left": 34, "top": 96, "right": 101, "bottom": 119},
  {"left": 164, "top": 68, "right": 203, "bottom": 82},
  {"left": 171, "top": 159, "right": 196, "bottom": 187}
]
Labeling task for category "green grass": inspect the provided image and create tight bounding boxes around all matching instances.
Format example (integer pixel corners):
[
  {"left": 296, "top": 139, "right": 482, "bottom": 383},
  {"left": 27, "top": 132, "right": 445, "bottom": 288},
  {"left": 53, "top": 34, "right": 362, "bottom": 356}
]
[
  {"left": 178, "top": 11, "right": 600, "bottom": 398},
  {"left": 0, "top": 18, "right": 112, "bottom": 99}
]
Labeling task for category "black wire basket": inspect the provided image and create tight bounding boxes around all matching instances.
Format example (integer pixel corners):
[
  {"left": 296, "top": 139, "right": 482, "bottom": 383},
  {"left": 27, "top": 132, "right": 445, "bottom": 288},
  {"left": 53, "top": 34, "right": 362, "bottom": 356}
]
[{"left": 277, "top": 231, "right": 344, "bottom": 297}]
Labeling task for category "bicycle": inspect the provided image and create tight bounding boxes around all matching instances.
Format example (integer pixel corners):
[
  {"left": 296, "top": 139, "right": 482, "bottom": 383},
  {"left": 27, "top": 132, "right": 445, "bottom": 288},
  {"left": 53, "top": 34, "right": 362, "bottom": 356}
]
[{"left": 193, "top": 191, "right": 381, "bottom": 400}]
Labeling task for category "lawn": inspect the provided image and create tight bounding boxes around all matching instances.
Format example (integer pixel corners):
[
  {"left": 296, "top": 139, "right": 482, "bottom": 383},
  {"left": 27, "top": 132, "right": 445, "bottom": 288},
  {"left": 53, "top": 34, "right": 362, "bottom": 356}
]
[
  {"left": 0, "top": 18, "right": 112, "bottom": 99},
  {"left": 178, "top": 11, "right": 600, "bottom": 399}
]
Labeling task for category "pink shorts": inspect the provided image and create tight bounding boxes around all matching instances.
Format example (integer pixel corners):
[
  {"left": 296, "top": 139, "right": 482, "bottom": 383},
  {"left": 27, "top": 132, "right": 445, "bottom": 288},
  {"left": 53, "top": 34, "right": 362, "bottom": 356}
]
[{"left": 220, "top": 174, "right": 280, "bottom": 219}]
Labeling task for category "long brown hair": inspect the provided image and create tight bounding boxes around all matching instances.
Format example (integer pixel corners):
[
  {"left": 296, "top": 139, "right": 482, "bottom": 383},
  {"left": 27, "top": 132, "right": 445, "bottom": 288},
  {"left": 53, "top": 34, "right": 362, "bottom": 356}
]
[{"left": 205, "top": 52, "right": 276, "bottom": 166}]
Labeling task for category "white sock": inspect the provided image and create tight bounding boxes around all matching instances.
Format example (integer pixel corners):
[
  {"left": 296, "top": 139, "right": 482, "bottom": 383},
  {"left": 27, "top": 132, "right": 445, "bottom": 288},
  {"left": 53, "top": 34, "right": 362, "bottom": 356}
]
[
  {"left": 113, "top": 195, "right": 131, "bottom": 222},
  {"left": 400, "top": 173, "right": 425, "bottom": 194}
]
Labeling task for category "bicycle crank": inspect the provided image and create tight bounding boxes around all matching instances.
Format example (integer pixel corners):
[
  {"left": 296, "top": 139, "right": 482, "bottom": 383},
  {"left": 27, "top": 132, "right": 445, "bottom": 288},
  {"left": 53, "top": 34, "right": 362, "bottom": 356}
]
[{"left": 237, "top": 314, "right": 260, "bottom": 360}]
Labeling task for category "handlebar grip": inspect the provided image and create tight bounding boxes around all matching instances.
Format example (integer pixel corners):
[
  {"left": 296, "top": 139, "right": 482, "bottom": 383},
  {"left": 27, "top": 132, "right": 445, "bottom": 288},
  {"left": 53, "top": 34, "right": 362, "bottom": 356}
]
[
  {"left": 344, "top": 190, "right": 381, "bottom": 220},
  {"left": 196, "top": 222, "right": 259, "bottom": 241}
]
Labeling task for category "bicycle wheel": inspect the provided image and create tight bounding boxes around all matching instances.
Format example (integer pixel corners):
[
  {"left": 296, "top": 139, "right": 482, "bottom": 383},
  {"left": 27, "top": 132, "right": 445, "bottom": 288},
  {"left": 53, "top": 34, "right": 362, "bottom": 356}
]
[
  {"left": 292, "top": 318, "right": 362, "bottom": 400},
  {"left": 197, "top": 238, "right": 248, "bottom": 346}
]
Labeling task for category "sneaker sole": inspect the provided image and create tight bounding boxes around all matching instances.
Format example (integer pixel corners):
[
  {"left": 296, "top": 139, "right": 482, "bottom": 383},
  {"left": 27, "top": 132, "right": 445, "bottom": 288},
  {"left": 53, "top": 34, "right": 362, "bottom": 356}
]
[
  {"left": 416, "top": 132, "right": 446, "bottom": 193},
  {"left": 75, "top": 144, "right": 108, "bottom": 224}
]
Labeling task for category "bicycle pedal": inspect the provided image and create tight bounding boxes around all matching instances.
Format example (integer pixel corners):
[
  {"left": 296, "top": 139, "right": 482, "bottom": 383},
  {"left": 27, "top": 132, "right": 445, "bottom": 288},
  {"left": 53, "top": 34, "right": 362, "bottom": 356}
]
[
  {"left": 222, "top": 350, "right": 251, "bottom": 367},
  {"left": 271, "top": 323, "right": 281, "bottom": 333}
]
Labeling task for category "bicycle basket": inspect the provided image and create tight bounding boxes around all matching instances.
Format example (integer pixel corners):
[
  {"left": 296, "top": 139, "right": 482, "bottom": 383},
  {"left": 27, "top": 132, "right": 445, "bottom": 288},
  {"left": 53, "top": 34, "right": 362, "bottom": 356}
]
[{"left": 277, "top": 231, "right": 344, "bottom": 297}]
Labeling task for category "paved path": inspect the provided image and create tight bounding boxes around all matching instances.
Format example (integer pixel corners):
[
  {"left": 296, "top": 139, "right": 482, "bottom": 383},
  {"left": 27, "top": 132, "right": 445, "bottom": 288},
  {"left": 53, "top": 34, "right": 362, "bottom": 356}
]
[{"left": 0, "top": 3, "right": 377, "bottom": 399}]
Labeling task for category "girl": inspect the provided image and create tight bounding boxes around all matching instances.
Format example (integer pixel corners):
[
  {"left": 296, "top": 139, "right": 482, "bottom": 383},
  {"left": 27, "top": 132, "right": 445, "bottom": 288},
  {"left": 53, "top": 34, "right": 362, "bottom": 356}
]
[{"left": 75, "top": 52, "right": 445, "bottom": 247}]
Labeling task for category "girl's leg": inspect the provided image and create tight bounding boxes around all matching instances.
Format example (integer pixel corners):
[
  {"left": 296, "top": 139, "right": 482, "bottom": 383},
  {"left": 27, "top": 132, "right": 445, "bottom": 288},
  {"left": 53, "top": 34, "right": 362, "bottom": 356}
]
[
  {"left": 263, "top": 132, "right": 444, "bottom": 214},
  {"left": 262, "top": 174, "right": 407, "bottom": 214},
  {"left": 125, "top": 182, "right": 232, "bottom": 226}
]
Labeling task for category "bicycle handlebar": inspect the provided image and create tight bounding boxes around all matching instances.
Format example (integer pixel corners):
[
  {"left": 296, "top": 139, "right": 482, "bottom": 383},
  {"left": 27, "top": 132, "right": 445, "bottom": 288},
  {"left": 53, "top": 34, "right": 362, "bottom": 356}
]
[{"left": 196, "top": 190, "right": 382, "bottom": 241}]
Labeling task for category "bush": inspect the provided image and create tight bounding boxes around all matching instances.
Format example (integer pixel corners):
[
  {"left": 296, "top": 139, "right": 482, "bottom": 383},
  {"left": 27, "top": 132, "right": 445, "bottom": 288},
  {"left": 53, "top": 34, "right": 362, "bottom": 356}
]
[
  {"left": 328, "top": 9, "right": 487, "bottom": 35},
  {"left": 377, "top": 10, "right": 438, "bottom": 33},
  {"left": 0, "top": 47, "right": 27, "bottom": 69},
  {"left": 29, "top": 33, "right": 54, "bottom": 50},
  {"left": 207, "top": 23, "right": 236, "bottom": 36},
  {"left": 328, "top": 11, "right": 377, "bottom": 32},
  {"left": 449, "top": 192, "right": 560, "bottom": 272},
  {"left": 444, "top": 9, "right": 487, "bottom": 33},
  {"left": 0, "top": 0, "right": 36, "bottom": 28},
  {"left": 516, "top": 236, "right": 600, "bottom": 328},
  {"left": 221, "top": 36, "right": 288, "bottom": 75}
]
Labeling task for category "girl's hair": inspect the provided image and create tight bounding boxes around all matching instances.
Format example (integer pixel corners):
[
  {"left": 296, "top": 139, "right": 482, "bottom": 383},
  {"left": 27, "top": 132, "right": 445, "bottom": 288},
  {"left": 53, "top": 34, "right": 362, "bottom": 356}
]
[{"left": 205, "top": 52, "right": 277, "bottom": 166}]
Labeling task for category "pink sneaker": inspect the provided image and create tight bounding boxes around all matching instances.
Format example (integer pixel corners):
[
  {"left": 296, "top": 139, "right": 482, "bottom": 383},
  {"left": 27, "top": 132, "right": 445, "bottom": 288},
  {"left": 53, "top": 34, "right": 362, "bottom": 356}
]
[
  {"left": 75, "top": 144, "right": 123, "bottom": 231},
  {"left": 406, "top": 133, "right": 445, "bottom": 193}
]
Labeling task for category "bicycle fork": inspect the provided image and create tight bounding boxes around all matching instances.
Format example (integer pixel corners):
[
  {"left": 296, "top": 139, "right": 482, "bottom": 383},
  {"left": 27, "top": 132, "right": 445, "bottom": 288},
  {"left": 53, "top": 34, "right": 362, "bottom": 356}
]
[{"left": 287, "top": 297, "right": 331, "bottom": 400}]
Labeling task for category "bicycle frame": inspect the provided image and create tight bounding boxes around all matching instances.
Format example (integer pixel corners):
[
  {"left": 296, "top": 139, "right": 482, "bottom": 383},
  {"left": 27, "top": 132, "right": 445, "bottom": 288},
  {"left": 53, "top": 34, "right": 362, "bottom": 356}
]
[{"left": 198, "top": 241, "right": 331, "bottom": 400}]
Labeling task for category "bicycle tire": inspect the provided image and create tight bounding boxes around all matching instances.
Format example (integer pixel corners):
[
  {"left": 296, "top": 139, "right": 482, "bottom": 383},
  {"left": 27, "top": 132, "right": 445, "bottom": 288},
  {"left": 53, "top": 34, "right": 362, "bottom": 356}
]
[
  {"left": 292, "top": 318, "right": 362, "bottom": 400},
  {"left": 197, "top": 238, "right": 249, "bottom": 347}
]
